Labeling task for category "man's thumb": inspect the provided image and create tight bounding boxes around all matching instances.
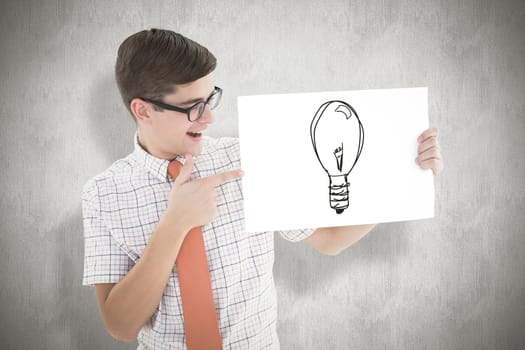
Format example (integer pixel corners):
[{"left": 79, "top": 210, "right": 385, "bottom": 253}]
[{"left": 174, "top": 153, "right": 194, "bottom": 185}]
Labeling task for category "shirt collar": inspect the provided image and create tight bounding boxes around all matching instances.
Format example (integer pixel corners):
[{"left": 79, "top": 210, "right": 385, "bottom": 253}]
[{"left": 131, "top": 129, "right": 186, "bottom": 182}]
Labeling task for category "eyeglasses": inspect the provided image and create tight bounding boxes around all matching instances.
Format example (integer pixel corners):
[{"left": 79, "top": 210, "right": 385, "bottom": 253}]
[{"left": 139, "top": 86, "right": 223, "bottom": 122}]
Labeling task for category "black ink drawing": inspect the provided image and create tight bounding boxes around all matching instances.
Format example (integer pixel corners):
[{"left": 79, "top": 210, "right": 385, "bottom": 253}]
[{"left": 310, "top": 100, "right": 364, "bottom": 214}]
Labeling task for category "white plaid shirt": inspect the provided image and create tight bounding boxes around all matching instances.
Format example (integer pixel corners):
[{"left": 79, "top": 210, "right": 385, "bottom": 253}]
[{"left": 81, "top": 130, "right": 315, "bottom": 350}]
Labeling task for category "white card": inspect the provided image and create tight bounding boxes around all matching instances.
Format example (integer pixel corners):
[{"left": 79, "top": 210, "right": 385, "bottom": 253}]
[{"left": 237, "top": 87, "right": 434, "bottom": 232}]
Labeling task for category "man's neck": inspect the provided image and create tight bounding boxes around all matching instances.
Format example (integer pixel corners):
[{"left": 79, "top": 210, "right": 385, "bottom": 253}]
[{"left": 137, "top": 128, "right": 180, "bottom": 161}]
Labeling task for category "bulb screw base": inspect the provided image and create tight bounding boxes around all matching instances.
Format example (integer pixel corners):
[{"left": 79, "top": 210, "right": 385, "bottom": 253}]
[{"left": 328, "top": 175, "right": 349, "bottom": 214}]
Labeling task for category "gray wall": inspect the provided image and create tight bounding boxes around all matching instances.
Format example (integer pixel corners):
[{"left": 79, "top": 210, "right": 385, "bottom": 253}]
[{"left": 1, "top": 0, "right": 524, "bottom": 349}]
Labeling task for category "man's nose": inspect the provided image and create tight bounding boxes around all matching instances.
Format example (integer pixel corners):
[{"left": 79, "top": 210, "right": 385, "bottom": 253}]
[{"left": 197, "top": 104, "right": 215, "bottom": 124}]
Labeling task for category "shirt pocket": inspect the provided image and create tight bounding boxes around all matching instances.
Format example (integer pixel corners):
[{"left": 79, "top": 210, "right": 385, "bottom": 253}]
[{"left": 106, "top": 206, "right": 158, "bottom": 261}]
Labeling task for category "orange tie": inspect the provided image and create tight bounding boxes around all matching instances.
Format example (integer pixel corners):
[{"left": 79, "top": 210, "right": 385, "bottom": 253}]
[{"left": 167, "top": 160, "right": 223, "bottom": 350}]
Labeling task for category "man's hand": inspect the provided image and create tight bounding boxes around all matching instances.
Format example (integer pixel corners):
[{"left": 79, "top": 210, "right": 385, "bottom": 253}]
[
  {"left": 163, "top": 153, "right": 244, "bottom": 232},
  {"left": 416, "top": 127, "right": 444, "bottom": 176}
]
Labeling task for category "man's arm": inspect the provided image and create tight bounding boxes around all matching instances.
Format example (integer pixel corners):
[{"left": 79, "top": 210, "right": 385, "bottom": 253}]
[
  {"left": 92, "top": 155, "right": 243, "bottom": 342},
  {"left": 305, "top": 224, "right": 377, "bottom": 256},
  {"left": 95, "top": 216, "right": 187, "bottom": 342}
]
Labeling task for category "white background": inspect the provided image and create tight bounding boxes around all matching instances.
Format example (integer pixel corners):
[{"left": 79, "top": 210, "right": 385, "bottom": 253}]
[{"left": 238, "top": 87, "right": 434, "bottom": 232}]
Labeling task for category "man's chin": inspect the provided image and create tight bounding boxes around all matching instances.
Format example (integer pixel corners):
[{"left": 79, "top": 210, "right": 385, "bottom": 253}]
[{"left": 185, "top": 143, "right": 203, "bottom": 157}]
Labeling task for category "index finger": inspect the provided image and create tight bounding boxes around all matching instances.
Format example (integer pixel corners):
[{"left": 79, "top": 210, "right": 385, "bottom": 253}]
[
  {"left": 418, "top": 127, "right": 439, "bottom": 142},
  {"left": 205, "top": 169, "right": 244, "bottom": 187}
]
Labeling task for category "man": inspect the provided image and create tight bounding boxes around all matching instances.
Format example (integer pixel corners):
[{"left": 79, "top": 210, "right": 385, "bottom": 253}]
[{"left": 81, "top": 28, "right": 444, "bottom": 349}]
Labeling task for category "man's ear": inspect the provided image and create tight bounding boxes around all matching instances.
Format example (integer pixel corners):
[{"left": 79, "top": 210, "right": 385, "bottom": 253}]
[{"left": 130, "top": 98, "right": 153, "bottom": 125}]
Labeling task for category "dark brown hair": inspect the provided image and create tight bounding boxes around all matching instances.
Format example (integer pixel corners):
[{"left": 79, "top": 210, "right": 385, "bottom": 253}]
[{"left": 115, "top": 28, "right": 217, "bottom": 121}]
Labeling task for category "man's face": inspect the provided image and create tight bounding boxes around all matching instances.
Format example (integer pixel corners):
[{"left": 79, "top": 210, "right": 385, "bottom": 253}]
[{"left": 135, "top": 72, "right": 216, "bottom": 159}]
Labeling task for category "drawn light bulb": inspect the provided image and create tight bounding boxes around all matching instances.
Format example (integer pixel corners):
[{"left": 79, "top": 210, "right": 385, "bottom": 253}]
[{"left": 310, "top": 100, "right": 364, "bottom": 214}]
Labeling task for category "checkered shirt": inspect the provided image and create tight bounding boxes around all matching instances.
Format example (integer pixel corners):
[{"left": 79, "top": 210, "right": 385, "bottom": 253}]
[{"left": 81, "top": 130, "right": 315, "bottom": 349}]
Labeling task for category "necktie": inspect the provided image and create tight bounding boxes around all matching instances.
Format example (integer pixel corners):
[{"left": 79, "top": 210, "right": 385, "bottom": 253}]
[{"left": 167, "top": 160, "right": 223, "bottom": 350}]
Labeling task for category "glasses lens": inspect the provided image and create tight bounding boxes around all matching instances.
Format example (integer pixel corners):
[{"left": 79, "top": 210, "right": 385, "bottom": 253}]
[{"left": 189, "top": 102, "right": 206, "bottom": 121}]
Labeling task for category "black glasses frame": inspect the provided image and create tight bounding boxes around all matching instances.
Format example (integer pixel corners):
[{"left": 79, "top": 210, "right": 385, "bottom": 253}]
[{"left": 139, "top": 86, "right": 222, "bottom": 122}]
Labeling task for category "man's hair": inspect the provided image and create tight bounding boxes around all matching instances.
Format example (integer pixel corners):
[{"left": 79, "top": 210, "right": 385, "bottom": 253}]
[{"left": 115, "top": 28, "right": 217, "bottom": 121}]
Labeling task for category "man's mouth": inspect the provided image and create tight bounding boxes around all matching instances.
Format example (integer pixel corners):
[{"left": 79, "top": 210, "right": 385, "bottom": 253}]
[{"left": 186, "top": 131, "right": 203, "bottom": 141}]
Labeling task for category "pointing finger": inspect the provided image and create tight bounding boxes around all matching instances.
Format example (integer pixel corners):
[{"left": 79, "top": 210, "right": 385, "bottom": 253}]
[{"left": 205, "top": 169, "right": 244, "bottom": 187}]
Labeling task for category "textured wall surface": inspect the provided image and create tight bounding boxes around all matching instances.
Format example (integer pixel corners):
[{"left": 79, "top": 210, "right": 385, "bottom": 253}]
[{"left": 1, "top": 0, "right": 524, "bottom": 349}]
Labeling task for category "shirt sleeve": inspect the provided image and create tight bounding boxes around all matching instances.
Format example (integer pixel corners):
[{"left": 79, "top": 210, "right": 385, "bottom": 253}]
[
  {"left": 276, "top": 228, "right": 316, "bottom": 243},
  {"left": 81, "top": 179, "right": 134, "bottom": 287}
]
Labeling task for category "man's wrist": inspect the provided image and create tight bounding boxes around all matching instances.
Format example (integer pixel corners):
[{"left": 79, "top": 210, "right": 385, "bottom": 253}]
[{"left": 156, "top": 212, "right": 190, "bottom": 242}]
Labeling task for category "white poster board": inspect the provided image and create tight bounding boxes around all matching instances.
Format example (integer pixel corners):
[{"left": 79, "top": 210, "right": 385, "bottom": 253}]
[{"left": 237, "top": 87, "right": 434, "bottom": 232}]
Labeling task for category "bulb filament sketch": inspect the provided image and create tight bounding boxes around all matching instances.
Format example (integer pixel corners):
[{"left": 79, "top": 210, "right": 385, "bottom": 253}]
[
  {"left": 334, "top": 143, "right": 344, "bottom": 171},
  {"left": 310, "top": 100, "right": 364, "bottom": 214}
]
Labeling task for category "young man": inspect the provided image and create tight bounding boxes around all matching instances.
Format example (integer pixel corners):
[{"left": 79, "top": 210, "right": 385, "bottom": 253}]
[{"left": 81, "top": 28, "right": 444, "bottom": 349}]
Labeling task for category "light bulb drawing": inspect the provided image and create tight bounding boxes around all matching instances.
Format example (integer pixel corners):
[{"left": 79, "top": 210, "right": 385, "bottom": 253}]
[{"left": 310, "top": 100, "right": 364, "bottom": 214}]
